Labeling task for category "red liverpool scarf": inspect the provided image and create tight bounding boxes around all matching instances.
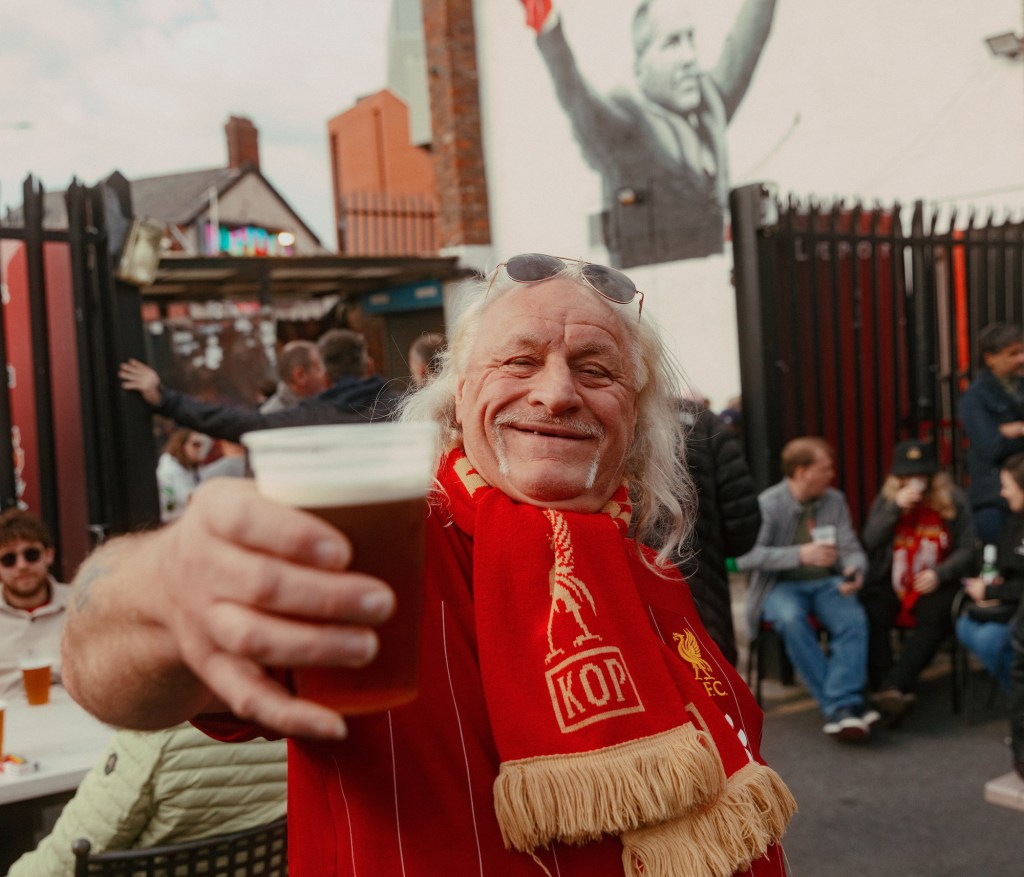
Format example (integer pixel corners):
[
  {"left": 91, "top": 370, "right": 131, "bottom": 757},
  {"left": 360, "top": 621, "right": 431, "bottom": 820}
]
[
  {"left": 891, "top": 506, "right": 950, "bottom": 627},
  {"left": 439, "top": 450, "right": 795, "bottom": 877}
]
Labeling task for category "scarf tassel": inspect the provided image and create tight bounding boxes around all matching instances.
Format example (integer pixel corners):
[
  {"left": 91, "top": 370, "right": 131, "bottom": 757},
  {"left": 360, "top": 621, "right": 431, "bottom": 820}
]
[
  {"left": 621, "top": 762, "right": 798, "bottom": 877},
  {"left": 494, "top": 724, "right": 722, "bottom": 851}
]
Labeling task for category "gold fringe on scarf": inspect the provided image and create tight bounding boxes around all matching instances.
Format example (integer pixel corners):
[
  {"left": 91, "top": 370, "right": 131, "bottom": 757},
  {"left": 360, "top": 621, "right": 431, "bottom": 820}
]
[
  {"left": 493, "top": 724, "right": 723, "bottom": 851},
  {"left": 621, "top": 761, "right": 798, "bottom": 877}
]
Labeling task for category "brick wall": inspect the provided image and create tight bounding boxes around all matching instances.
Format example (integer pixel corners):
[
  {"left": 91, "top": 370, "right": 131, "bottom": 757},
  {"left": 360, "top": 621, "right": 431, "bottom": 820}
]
[
  {"left": 225, "top": 115, "right": 260, "bottom": 172},
  {"left": 421, "top": 0, "right": 491, "bottom": 249}
]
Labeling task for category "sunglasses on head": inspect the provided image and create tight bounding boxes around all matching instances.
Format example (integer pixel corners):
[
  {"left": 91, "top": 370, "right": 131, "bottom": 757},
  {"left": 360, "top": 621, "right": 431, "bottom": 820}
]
[
  {"left": 0, "top": 547, "right": 43, "bottom": 568},
  {"left": 486, "top": 253, "right": 644, "bottom": 317}
]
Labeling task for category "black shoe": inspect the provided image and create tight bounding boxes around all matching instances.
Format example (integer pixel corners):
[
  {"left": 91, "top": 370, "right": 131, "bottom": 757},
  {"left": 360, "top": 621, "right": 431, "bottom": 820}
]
[{"left": 873, "top": 689, "right": 915, "bottom": 725}]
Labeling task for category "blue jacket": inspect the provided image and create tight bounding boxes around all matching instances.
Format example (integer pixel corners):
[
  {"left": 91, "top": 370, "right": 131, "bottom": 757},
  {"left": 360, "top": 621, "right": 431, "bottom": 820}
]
[
  {"left": 958, "top": 368, "right": 1024, "bottom": 510},
  {"left": 737, "top": 480, "right": 866, "bottom": 638},
  {"left": 155, "top": 375, "right": 404, "bottom": 444}
]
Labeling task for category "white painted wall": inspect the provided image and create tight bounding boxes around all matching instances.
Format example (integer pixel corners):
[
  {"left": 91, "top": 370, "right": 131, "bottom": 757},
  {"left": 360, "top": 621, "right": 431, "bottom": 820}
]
[{"left": 472, "top": 0, "right": 1024, "bottom": 410}]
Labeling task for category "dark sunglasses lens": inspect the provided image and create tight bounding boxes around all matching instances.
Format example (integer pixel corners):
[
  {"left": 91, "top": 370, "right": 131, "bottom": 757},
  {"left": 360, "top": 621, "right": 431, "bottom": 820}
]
[
  {"left": 1, "top": 547, "right": 42, "bottom": 567},
  {"left": 581, "top": 264, "right": 636, "bottom": 304},
  {"left": 505, "top": 253, "right": 565, "bottom": 283}
]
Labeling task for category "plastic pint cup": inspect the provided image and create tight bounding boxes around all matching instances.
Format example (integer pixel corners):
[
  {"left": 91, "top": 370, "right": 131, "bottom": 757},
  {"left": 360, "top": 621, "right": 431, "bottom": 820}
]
[
  {"left": 20, "top": 658, "right": 52, "bottom": 705},
  {"left": 810, "top": 525, "right": 837, "bottom": 546},
  {"left": 242, "top": 422, "right": 439, "bottom": 714}
]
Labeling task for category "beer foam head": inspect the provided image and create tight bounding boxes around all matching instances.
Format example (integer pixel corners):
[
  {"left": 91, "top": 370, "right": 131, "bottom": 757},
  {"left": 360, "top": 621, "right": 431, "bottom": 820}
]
[
  {"left": 242, "top": 422, "right": 438, "bottom": 508},
  {"left": 18, "top": 657, "right": 52, "bottom": 670}
]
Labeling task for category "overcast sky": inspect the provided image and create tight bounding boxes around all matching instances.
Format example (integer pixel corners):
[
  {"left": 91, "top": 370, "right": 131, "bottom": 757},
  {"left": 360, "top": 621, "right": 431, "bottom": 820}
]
[{"left": 0, "top": 1, "right": 393, "bottom": 246}]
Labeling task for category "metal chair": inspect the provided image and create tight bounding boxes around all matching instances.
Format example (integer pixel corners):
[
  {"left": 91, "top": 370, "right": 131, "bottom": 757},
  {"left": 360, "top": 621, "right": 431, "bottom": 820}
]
[{"left": 71, "top": 816, "right": 287, "bottom": 877}]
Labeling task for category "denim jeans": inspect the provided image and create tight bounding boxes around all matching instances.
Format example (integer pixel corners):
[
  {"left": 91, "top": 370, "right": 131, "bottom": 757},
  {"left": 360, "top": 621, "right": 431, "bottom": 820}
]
[
  {"left": 762, "top": 575, "right": 869, "bottom": 717},
  {"left": 955, "top": 614, "right": 1013, "bottom": 692}
]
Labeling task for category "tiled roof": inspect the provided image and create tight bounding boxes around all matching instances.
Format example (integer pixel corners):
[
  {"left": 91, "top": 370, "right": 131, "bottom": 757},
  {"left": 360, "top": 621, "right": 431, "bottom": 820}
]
[{"left": 130, "top": 166, "right": 245, "bottom": 224}]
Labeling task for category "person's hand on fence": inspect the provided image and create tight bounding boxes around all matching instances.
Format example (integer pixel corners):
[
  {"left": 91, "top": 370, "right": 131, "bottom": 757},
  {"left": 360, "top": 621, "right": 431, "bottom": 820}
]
[{"left": 119, "top": 358, "right": 163, "bottom": 406}]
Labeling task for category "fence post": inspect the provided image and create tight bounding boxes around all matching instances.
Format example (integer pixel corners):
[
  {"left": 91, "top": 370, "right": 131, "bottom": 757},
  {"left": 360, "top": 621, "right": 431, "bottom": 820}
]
[
  {"left": 98, "top": 171, "right": 160, "bottom": 533},
  {"left": 730, "top": 183, "right": 777, "bottom": 491}
]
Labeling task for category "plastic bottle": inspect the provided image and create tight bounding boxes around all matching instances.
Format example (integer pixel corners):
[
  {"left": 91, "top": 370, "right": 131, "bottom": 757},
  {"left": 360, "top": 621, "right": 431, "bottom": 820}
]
[{"left": 981, "top": 544, "right": 998, "bottom": 586}]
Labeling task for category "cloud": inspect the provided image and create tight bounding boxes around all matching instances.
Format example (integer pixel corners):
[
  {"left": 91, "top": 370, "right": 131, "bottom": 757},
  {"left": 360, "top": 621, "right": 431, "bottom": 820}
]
[{"left": 0, "top": 0, "right": 392, "bottom": 243}]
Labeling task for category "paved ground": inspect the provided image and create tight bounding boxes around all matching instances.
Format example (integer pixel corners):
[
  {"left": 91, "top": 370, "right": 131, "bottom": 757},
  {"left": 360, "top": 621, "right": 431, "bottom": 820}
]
[{"left": 731, "top": 576, "right": 1020, "bottom": 876}]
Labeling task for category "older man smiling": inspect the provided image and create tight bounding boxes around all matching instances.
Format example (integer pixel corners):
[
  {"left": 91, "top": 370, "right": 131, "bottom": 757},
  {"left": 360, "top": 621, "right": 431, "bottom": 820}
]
[{"left": 62, "top": 253, "right": 794, "bottom": 876}]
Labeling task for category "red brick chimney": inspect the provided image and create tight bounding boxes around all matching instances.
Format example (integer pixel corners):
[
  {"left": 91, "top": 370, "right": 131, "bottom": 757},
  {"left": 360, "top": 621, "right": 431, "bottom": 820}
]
[
  {"left": 421, "top": 0, "right": 491, "bottom": 250},
  {"left": 225, "top": 115, "right": 260, "bottom": 171}
]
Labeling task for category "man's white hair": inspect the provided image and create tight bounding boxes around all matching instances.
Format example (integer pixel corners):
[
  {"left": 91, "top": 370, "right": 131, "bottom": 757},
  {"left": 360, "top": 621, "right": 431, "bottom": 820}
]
[{"left": 398, "top": 264, "right": 696, "bottom": 571}]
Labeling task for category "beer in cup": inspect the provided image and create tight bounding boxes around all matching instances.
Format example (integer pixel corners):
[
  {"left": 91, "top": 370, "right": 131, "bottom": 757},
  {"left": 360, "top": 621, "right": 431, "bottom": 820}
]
[
  {"left": 810, "top": 525, "right": 837, "bottom": 546},
  {"left": 242, "top": 422, "right": 438, "bottom": 714},
  {"left": 19, "top": 657, "right": 52, "bottom": 706}
]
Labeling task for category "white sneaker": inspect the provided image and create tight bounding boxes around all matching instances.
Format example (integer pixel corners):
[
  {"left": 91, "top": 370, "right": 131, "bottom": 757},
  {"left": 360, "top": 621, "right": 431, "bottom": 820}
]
[{"left": 823, "top": 706, "right": 870, "bottom": 742}]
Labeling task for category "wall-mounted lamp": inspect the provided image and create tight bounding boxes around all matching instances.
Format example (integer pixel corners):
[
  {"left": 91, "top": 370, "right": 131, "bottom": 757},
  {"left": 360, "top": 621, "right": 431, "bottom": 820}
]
[
  {"left": 985, "top": 31, "right": 1023, "bottom": 59},
  {"left": 117, "top": 217, "right": 166, "bottom": 286}
]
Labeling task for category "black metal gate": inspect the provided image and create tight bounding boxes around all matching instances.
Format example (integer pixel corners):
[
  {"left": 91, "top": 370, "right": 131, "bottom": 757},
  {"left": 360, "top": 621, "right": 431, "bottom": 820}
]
[
  {"left": 731, "top": 182, "right": 1024, "bottom": 528},
  {"left": 1, "top": 172, "right": 159, "bottom": 578}
]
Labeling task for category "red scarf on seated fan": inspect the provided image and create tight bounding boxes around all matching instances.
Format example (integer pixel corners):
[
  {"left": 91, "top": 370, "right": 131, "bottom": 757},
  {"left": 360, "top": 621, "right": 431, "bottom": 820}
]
[
  {"left": 440, "top": 450, "right": 795, "bottom": 877},
  {"left": 891, "top": 506, "right": 949, "bottom": 627}
]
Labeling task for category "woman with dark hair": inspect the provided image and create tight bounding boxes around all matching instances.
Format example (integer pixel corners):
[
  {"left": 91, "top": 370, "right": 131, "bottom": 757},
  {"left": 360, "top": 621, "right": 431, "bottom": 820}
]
[
  {"left": 859, "top": 440, "right": 975, "bottom": 722},
  {"left": 156, "top": 428, "right": 211, "bottom": 522},
  {"left": 957, "top": 451, "right": 1024, "bottom": 692}
]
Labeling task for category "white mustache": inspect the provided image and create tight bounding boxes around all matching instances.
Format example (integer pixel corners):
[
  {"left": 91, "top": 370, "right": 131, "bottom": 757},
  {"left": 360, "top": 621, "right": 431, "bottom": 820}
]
[{"left": 492, "top": 412, "right": 604, "bottom": 440}]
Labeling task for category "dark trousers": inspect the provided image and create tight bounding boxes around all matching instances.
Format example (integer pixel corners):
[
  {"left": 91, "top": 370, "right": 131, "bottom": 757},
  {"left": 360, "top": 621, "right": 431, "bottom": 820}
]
[{"left": 860, "top": 584, "right": 957, "bottom": 692}]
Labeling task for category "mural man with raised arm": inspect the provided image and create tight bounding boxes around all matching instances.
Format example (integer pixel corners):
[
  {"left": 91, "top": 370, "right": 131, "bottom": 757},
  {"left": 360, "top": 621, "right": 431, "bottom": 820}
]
[{"left": 522, "top": 0, "right": 776, "bottom": 268}]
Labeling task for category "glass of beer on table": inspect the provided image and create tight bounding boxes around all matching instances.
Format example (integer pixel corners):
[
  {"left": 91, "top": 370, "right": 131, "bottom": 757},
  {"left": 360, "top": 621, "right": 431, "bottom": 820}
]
[
  {"left": 242, "top": 422, "right": 438, "bottom": 714},
  {"left": 19, "top": 656, "right": 52, "bottom": 705}
]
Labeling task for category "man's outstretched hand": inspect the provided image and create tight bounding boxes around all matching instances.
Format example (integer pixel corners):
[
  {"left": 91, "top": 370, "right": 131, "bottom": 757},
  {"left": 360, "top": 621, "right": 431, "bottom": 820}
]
[
  {"left": 119, "top": 358, "right": 163, "bottom": 406},
  {"left": 521, "top": 0, "right": 553, "bottom": 33}
]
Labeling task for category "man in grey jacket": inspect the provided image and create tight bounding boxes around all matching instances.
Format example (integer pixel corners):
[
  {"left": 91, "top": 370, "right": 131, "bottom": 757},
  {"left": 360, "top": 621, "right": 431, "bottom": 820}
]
[{"left": 738, "top": 436, "right": 878, "bottom": 741}]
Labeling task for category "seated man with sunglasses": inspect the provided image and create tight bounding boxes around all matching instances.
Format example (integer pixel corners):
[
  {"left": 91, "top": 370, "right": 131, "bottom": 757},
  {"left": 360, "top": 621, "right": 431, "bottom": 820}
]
[
  {"left": 0, "top": 509, "right": 70, "bottom": 699},
  {"left": 62, "top": 253, "right": 794, "bottom": 876}
]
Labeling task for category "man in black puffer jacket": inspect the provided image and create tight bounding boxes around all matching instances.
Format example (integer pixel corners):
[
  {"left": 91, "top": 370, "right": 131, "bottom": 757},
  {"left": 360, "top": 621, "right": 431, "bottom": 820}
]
[
  {"left": 673, "top": 399, "right": 762, "bottom": 666},
  {"left": 119, "top": 329, "right": 403, "bottom": 443}
]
